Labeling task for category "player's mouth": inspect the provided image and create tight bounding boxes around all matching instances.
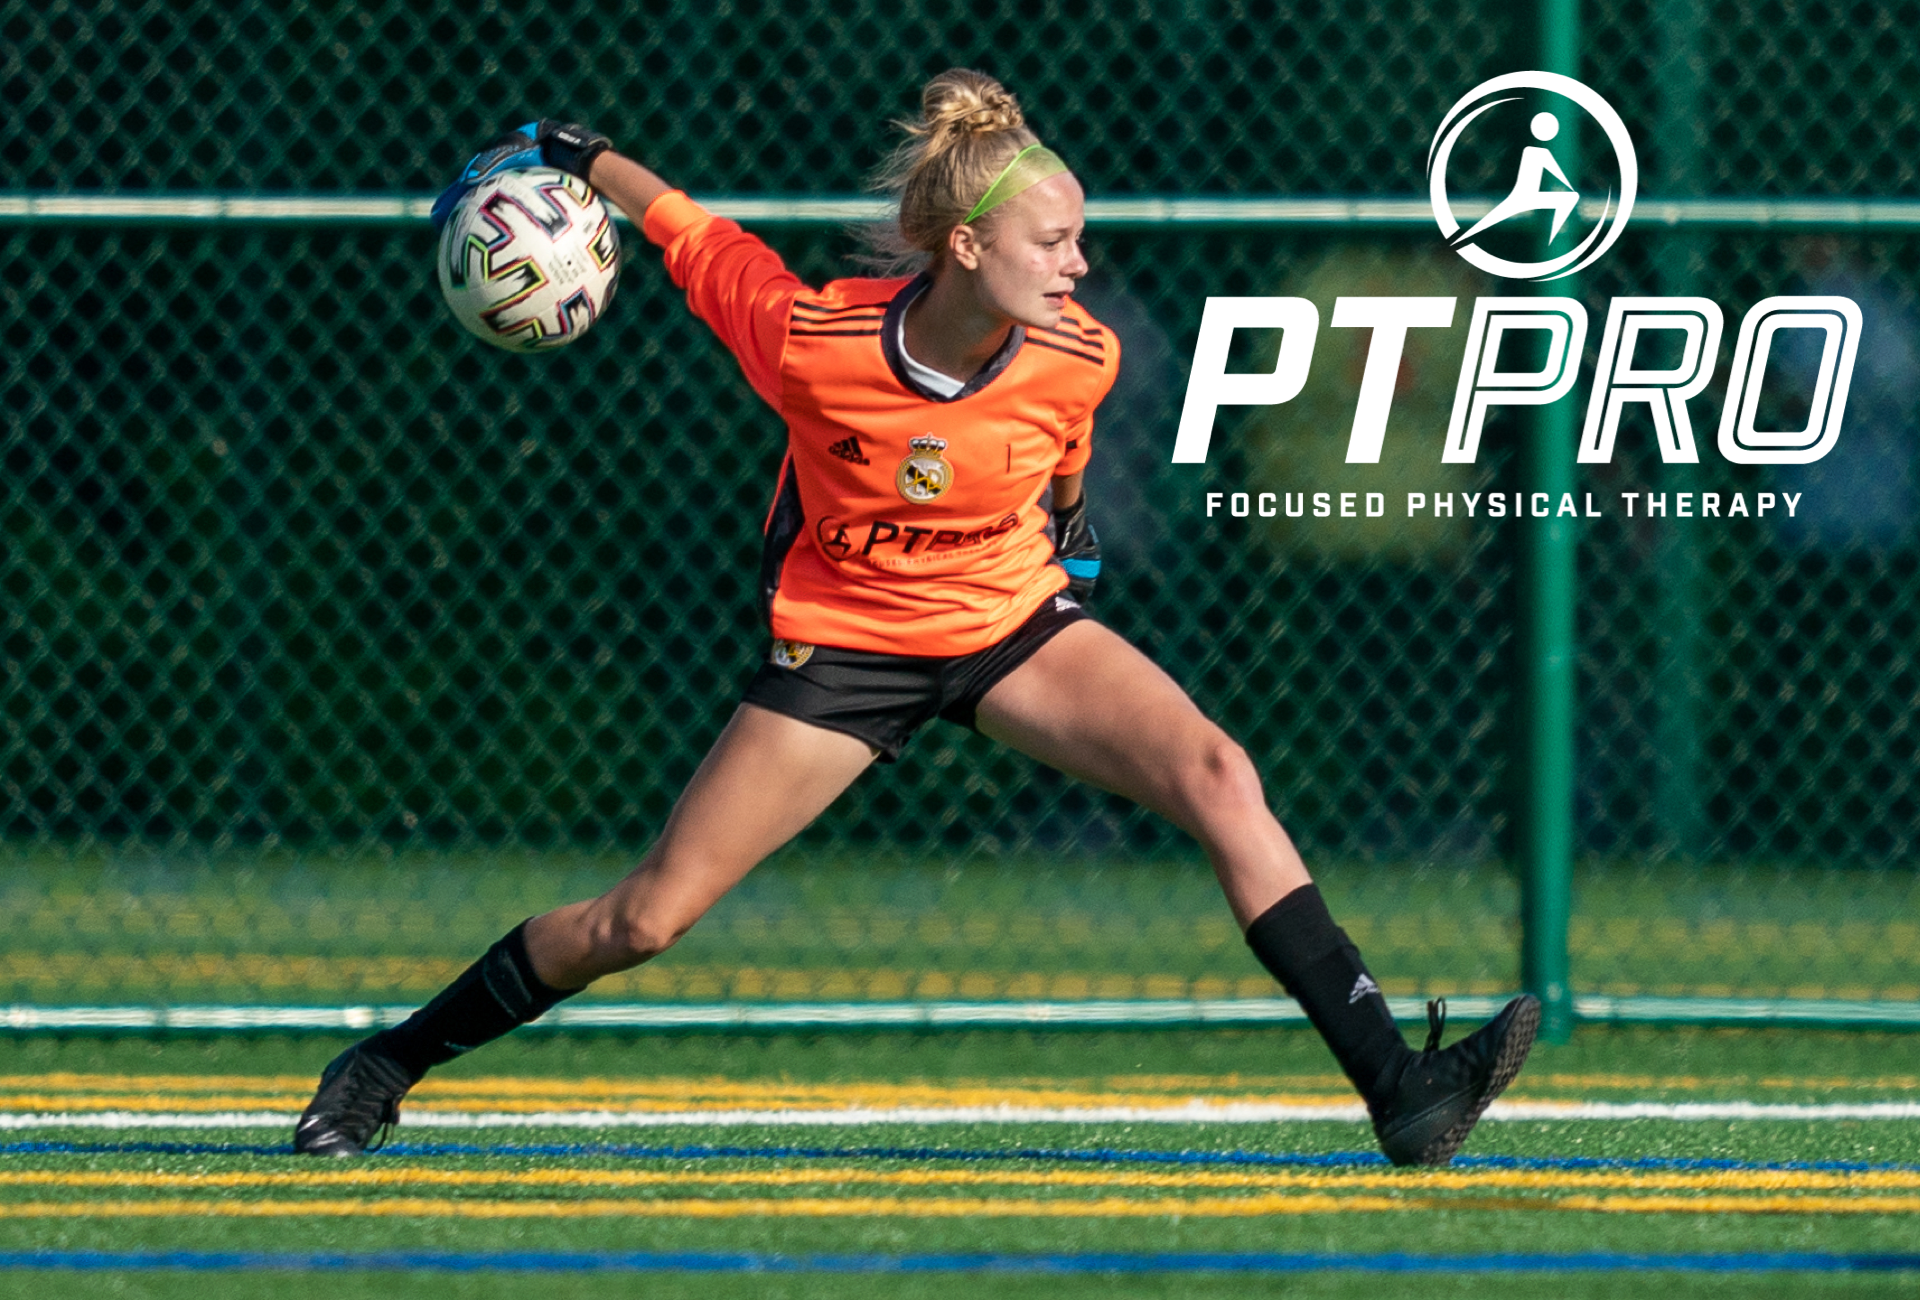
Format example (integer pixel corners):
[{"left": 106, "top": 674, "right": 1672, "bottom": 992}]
[{"left": 1041, "top": 291, "right": 1068, "bottom": 310}]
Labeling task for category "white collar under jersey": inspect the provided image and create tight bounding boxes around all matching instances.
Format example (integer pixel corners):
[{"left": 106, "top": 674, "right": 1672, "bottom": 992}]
[{"left": 892, "top": 306, "right": 966, "bottom": 399}]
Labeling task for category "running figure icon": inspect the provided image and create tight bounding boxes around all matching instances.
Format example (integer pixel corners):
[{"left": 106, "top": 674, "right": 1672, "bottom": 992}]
[{"left": 1452, "top": 112, "right": 1580, "bottom": 246}]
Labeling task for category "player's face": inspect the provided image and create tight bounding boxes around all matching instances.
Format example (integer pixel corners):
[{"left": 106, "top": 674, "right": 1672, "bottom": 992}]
[{"left": 969, "top": 172, "right": 1089, "bottom": 328}]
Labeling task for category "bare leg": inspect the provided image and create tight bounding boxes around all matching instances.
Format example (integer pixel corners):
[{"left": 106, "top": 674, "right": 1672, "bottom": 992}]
[
  {"left": 524, "top": 703, "right": 876, "bottom": 988},
  {"left": 976, "top": 617, "right": 1539, "bottom": 1170},
  {"left": 292, "top": 703, "right": 874, "bottom": 1156},
  {"left": 975, "top": 619, "right": 1310, "bottom": 925},
  {"left": 975, "top": 617, "right": 1415, "bottom": 1115}
]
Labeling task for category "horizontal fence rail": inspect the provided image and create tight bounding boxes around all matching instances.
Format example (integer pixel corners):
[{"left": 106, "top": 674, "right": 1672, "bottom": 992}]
[
  {"left": 7, "top": 996, "right": 1918, "bottom": 1035},
  {"left": 7, "top": 192, "right": 1920, "bottom": 229}
]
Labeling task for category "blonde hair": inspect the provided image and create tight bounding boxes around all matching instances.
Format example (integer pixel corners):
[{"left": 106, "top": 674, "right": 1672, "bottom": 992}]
[{"left": 867, "top": 69, "right": 1043, "bottom": 269}]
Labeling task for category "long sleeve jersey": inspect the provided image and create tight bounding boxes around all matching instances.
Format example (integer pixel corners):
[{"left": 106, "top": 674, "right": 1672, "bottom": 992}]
[{"left": 642, "top": 190, "right": 1121, "bottom": 657}]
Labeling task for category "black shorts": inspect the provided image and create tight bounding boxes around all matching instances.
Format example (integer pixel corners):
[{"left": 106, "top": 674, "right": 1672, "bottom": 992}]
[{"left": 741, "top": 594, "right": 1088, "bottom": 761}]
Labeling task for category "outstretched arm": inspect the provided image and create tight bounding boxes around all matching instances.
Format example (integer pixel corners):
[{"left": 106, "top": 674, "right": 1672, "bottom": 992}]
[{"left": 585, "top": 151, "right": 673, "bottom": 226}]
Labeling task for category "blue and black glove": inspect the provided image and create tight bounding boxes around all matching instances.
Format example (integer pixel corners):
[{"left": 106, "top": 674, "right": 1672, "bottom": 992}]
[
  {"left": 1053, "top": 493, "right": 1101, "bottom": 604},
  {"left": 430, "top": 120, "right": 614, "bottom": 230}
]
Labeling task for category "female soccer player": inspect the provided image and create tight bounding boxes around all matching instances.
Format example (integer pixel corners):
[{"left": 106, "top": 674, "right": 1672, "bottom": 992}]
[{"left": 297, "top": 70, "right": 1537, "bottom": 1165}]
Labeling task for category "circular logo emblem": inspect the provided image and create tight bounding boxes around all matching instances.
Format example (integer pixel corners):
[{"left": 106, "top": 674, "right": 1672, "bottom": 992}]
[
  {"left": 814, "top": 516, "right": 854, "bottom": 561},
  {"left": 770, "top": 639, "right": 814, "bottom": 669},
  {"left": 1428, "top": 71, "right": 1636, "bottom": 282},
  {"left": 895, "top": 435, "right": 953, "bottom": 504}
]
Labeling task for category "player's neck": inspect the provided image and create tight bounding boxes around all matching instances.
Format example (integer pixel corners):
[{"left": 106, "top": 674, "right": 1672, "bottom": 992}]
[{"left": 903, "top": 271, "right": 1015, "bottom": 384}]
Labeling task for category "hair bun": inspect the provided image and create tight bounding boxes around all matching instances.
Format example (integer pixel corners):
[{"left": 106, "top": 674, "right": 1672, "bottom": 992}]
[
  {"left": 919, "top": 69, "right": 1025, "bottom": 139},
  {"left": 868, "top": 68, "right": 1050, "bottom": 268}
]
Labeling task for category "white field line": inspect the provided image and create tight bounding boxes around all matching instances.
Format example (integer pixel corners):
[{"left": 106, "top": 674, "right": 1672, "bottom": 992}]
[{"left": 2, "top": 1100, "right": 1919, "bottom": 1131}]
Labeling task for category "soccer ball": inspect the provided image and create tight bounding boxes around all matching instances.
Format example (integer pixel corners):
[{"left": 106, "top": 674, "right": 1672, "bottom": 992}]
[{"left": 436, "top": 167, "right": 621, "bottom": 352}]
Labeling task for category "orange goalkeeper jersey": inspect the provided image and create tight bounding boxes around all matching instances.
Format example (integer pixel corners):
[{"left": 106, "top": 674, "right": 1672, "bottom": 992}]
[{"left": 642, "top": 190, "right": 1120, "bottom": 657}]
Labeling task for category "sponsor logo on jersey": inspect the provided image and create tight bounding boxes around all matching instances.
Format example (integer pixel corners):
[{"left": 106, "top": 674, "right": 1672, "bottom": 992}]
[
  {"left": 896, "top": 435, "right": 953, "bottom": 504},
  {"left": 827, "top": 435, "right": 870, "bottom": 465},
  {"left": 815, "top": 517, "right": 856, "bottom": 560},
  {"left": 770, "top": 639, "right": 815, "bottom": 669},
  {"left": 1349, "top": 973, "right": 1381, "bottom": 1004},
  {"left": 814, "top": 512, "right": 1020, "bottom": 562}
]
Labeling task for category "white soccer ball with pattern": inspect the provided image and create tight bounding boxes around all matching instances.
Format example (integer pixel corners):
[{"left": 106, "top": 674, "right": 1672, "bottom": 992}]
[{"left": 436, "top": 167, "right": 621, "bottom": 352}]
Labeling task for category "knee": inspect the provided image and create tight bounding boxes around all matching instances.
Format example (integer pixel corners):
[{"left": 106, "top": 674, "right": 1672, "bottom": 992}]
[
  {"left": 591, "top": 902, "right": 691, "bottom": 969},
  {"left": 1173, "top": 730, "right": 1266, "bottom": 820}
]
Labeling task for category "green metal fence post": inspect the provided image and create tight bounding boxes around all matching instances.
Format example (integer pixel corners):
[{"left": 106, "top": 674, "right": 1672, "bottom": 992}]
[
  {"left": 1520, "top": 0, "right": 1582, "bottom": 1041},
  {"left": 1652, "top": 0, "right": 1708, "bottom": 861}
]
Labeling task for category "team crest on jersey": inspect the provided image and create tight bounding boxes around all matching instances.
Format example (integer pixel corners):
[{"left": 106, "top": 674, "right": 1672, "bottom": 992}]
[
  {"left": 769, "top": 639, "right": 814, "bottom": 669},
  {"left": 895, "top": 435, "right": 953, "bottom": 504}
]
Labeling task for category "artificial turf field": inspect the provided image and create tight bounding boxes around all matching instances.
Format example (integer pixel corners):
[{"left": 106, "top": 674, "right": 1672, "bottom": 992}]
[{"left": 0, "top": 1025, "right": 1914, "bottom": 1296}]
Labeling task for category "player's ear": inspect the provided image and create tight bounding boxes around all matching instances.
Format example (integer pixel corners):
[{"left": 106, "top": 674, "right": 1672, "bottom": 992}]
[{"left": 948, "top": 222, "right": 984, "bottom": 271}]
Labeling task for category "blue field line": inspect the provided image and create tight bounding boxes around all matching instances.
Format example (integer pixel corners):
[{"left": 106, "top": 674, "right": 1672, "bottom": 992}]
[
  {"left": 0, "top": 1249, "right": 1915, "bottom": 1273},
  {"left": 3, "top": 1138, "right": 1917, "bottom": 1175}
]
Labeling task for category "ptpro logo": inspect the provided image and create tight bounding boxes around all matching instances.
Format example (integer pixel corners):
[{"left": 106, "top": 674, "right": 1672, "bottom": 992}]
[
  {"left": 1430, "top": 70, "right": 1636, "bottom": 283},
  {"left": 1172, "top": 73, "right": 1863, "bottom": 469}
]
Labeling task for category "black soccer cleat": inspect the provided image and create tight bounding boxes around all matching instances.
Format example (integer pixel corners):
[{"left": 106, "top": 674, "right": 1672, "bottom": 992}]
[
  {"left": 293, "top": 1040, "right": 415, "bottom": 1157},
  {"left": 1370, "top": 994, "right": 1540, "bottom": 1167}
]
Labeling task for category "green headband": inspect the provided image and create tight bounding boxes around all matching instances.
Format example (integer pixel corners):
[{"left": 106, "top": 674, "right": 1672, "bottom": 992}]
[{"left": 963, "top": 144, "right": 1070, "bottom": 224}]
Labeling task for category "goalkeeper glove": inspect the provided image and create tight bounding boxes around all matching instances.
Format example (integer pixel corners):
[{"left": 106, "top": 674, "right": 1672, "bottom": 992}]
[
  {"left": 1053, "top": 493, "right": 1102, "bottom": 603},
  {"left": 430, "top": 120, "right": 615, "bottom": 230}
]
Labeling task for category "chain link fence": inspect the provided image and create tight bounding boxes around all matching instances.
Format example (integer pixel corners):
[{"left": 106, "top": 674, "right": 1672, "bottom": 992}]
[{"left": 2, "top": 0, "right": 1916, "bottom": 1019}]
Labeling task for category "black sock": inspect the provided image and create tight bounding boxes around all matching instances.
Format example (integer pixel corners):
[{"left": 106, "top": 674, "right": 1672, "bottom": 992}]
[
  {"left": 369, "top": 922, "right": 579, "bottom": 1081},
  {"left": 1245, "top": 884, "right": 1412, "bottom": 1105}
]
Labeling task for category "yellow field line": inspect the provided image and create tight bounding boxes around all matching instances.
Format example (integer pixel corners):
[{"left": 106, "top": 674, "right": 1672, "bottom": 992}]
[
  {"left": 0, "top": 1073, "right": 1641, "bottom": 1097},
  {"left": 9, "top": 1074, "right": 1327, "bottom": 1098},
  {"left": 7, "top": 1072, "right": 1919, "bottom": 1098},
  {"left": 0, "top": 1090, "right": 1355, "bottom": 1106},
  {"left": 0, "top": 1195, "right": 1486, "bottom": 1219},
  {"left": 0, "top": 1097, "right": 305, "bottom": 1113},
  {"left": 5, "top": 1167, "right": 1919, "bottom": 1193},
  {"left": 1561, "top": 1195, "right": 1920, "bottom": 1215},
  {"left": 0, "top": 1097, "right": 1358, "bottom": 1116},
  {"left": 1538, "top": 1073, "right": 1920, "bottom": 1092},
  {"left": 0, "top": 1075, "right": 1353, "bottom": 1109},
  {"left": 7, "top": 1193, "right": 1917, "bottom": 1219}
]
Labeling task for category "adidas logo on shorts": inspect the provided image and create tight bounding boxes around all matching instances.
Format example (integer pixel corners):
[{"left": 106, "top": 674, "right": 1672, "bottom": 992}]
[{"left": 827, "top": 435, "right": 870, "bottom": 465}]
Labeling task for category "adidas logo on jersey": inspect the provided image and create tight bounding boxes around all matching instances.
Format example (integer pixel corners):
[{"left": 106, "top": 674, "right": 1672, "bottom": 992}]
[
  {"left": 828, "top": 436, "right": 870, "bottom": 465},
  {"left": 1349, "top": 974, "right": 1381, "bottom": 1004}
]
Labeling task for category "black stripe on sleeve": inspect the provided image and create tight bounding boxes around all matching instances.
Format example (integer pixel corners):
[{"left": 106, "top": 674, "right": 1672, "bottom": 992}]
[{"left": 793, "top": 301, "right": 889, "bottom": 320}]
